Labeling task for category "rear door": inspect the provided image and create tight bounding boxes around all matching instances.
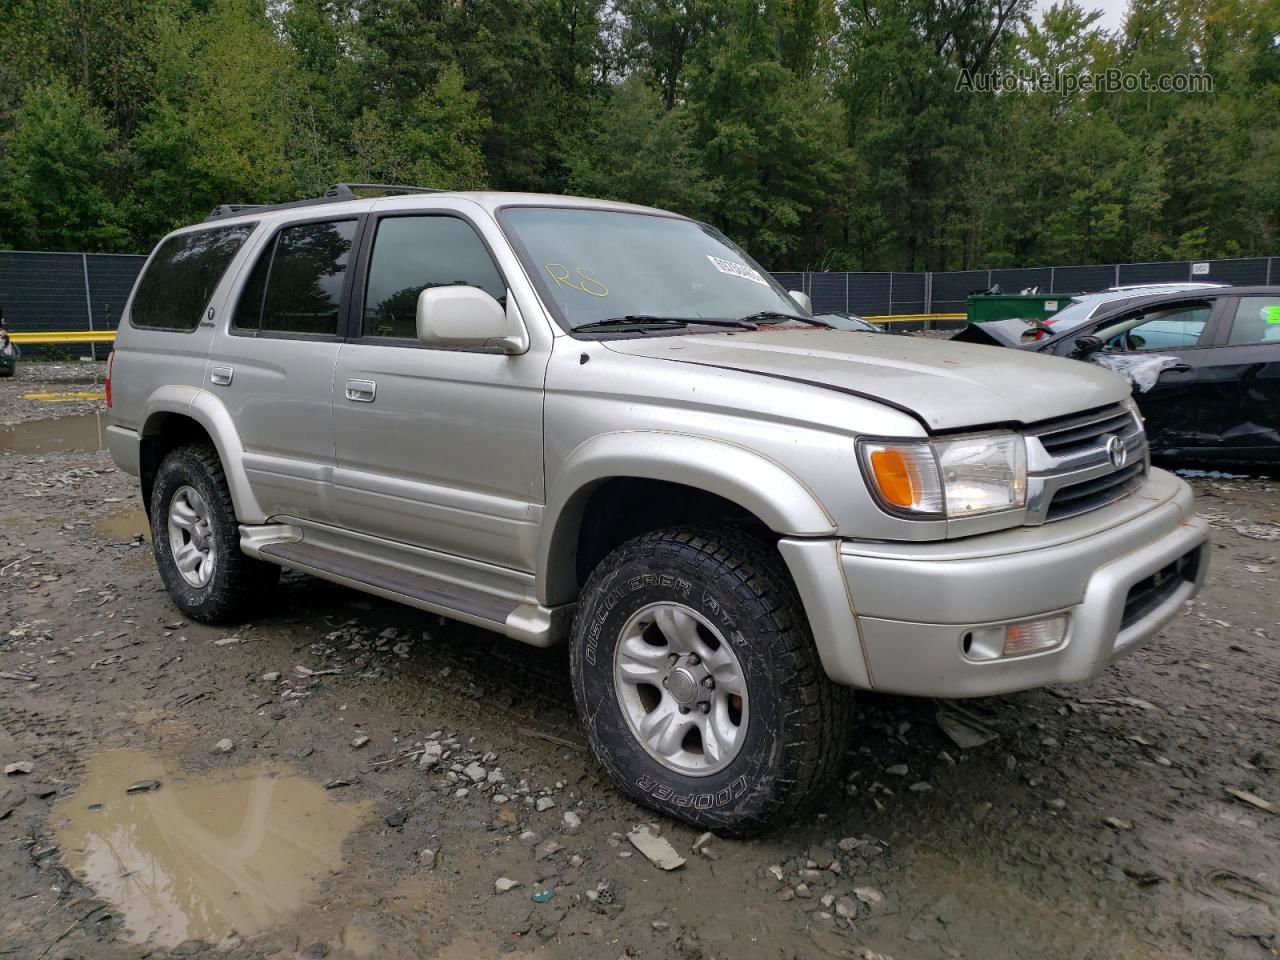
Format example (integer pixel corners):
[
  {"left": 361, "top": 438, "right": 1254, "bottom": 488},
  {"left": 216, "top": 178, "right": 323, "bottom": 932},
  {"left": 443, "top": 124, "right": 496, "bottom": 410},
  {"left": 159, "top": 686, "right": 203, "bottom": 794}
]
[
  {"left": 1191, "top": 293, "right": 1280, "bottom": 461},
  {"left": 207, "top": 216, "right": 361, "bottom": 522},
  {"left": 112, "top": 222, "right": 258, "bottom": 431}
]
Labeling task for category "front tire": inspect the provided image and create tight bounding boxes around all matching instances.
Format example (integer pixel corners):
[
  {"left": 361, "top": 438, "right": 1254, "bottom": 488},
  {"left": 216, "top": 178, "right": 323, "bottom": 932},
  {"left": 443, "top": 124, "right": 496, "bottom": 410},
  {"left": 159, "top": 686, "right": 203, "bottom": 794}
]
[
  {"left": 570, "top": 528, "right": 851, "bottom": 835},
  {"left": 150, "top": 442, "right": 279, "bottom": 623}
]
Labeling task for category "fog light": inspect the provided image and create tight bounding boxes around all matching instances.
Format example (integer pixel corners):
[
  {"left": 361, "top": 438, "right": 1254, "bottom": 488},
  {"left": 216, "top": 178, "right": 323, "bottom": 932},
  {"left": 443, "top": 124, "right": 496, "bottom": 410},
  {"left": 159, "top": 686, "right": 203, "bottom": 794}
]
[{"left": 963, "top": 614, "right": 1069, "bottom": 661}]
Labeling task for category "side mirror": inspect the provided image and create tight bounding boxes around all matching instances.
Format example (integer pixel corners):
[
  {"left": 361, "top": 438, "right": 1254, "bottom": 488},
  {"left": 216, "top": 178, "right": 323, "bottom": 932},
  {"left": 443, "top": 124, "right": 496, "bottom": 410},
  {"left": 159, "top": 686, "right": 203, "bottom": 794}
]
[
  {"left": 1072, "top": 335, "right": 1104, "bottom": 357},
  {"left": 416, "top": 286, "right": 528, "bottom": 354},
  {"left": 788, "top": 290, "right": 813, "bottom": 314}
]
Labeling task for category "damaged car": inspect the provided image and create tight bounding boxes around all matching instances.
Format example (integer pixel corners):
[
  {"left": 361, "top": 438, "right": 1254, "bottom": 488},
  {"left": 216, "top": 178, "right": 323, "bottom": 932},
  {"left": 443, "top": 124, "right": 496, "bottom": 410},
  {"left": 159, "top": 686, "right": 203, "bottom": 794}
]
[{"left": 954, "top": 286, "right": 1280, "bottom": 464}]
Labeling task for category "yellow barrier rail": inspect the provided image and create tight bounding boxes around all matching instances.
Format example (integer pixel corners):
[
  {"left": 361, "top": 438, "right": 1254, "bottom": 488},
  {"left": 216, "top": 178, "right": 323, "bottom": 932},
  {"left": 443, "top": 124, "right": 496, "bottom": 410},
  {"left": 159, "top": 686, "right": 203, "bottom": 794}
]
[
  {"left": 865, "top": 313, "right": 966, "bottom": 325},
  {"left": 9, "top": 330, "right": 118, "bottom": 345},
  {"left": 6, "top": 313, "right": 968, "bottom": 344}
]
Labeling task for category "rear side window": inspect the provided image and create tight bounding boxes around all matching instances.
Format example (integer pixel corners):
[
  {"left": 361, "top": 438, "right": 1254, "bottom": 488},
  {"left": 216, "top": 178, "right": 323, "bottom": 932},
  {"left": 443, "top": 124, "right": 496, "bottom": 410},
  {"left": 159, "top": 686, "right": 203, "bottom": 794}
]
[
  {"left": 131, "top": 223, "right": 256, "bottom": 331},
  {"left": 1227, "top": 296, "right": 1280, "bottom": 344},
  {"left": 233, "top": 219, "right": 357, "bottom": 336},
  {"left": 362, "top": 216, "right": 505, "bottom": 338}
]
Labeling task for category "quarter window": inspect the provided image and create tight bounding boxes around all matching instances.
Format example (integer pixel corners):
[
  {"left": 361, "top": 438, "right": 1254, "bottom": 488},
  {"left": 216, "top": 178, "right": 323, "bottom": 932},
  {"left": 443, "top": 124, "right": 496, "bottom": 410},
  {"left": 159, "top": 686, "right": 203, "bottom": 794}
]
[
  {"left": 1227, "top": 296, "right": 1280, "bottom": 344},
  {"left": 232, "top": 241, "right": 272, "bottom": 332},
  {"left": 131, "top": 223, "right": 255, "bottom": 331},
  {"left": 233, "top": 220, "right": 356, "bottom": 336},
  {"left": 362, "top": 216, "right": 505, "bottom": 339}
]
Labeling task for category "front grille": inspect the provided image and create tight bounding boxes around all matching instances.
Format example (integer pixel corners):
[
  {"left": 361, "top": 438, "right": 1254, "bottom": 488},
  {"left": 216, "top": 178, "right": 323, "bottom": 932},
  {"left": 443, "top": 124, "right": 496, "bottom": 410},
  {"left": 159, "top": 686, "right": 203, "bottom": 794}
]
[
  {"left": 1121, "top": 548, "right": 1200, "bottom": 630},
  {"left": 1024, "top": 403, "right": 1149, "bottom": 524},
  {"left": 1045, "top": 461, "right": 1146, "bottom": 521},
  {"left": 1036, "top": 407, "right": 1137, "bottom": 459}
]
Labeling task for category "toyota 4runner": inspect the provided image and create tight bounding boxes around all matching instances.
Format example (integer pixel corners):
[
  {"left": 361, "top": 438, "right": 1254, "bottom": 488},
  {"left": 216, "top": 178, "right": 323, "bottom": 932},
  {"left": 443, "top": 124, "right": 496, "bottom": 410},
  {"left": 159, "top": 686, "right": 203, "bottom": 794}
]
[{"left": 105, "top": 184, "right": 1210, "bottom": 833}]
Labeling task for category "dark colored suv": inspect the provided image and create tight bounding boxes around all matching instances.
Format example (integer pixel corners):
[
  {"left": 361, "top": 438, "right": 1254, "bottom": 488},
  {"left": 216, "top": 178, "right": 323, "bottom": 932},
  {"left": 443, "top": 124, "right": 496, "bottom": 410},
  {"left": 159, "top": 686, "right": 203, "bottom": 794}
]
[{"left": 958, "top": 286, "right": 1280, "bottom": 464}]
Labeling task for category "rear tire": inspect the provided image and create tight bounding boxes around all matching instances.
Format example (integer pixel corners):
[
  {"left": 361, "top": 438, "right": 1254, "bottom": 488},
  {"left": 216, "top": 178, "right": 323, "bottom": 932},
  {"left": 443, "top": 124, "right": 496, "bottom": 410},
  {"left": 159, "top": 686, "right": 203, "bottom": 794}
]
[
  {"left": 150, "top": 442, "right": 279, "bottom": 623},
  {"left": 570, "top": 527, "right": 852, "bottom": 836}
]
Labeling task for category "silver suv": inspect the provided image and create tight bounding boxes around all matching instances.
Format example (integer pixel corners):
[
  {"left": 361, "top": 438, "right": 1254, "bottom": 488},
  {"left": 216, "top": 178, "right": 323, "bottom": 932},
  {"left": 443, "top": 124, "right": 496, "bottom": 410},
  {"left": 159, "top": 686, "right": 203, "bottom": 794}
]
[{"left": 105, "top": 185, "right": 1210, "bottom": 833}]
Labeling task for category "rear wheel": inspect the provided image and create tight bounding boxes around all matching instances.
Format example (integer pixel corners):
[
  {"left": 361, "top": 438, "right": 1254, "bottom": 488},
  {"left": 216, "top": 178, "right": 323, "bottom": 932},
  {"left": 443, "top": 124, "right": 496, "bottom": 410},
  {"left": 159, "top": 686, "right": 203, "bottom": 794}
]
[
  {"left": 150, "top": 442, "right": 278, "bottom": 623},
  {"left": 570, "top": 528, "right": 851, "bottom": 835}
]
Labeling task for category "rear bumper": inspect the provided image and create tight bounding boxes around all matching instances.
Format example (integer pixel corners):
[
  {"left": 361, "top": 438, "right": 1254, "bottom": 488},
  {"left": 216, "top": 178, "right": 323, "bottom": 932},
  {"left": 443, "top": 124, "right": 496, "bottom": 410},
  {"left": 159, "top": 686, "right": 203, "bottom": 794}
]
[
  {"left": 781, "top": 468, "right": 1210, "bottom": 697},
  {"left": 105, "top": 424, "right": 140, "bottom": 476}
]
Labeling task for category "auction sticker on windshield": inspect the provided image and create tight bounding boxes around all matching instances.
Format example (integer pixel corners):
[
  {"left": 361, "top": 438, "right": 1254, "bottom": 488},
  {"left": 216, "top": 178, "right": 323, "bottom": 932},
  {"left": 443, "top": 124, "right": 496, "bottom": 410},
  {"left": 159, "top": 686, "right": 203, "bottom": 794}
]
[{"left": 707, "top": 255, "right": 768, "bottom": 286}]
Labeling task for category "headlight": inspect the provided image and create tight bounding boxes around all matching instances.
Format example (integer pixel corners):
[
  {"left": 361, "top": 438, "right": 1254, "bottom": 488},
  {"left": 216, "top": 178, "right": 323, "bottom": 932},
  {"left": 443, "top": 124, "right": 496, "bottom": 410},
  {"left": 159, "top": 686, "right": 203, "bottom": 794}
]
[{"left": 859, "top": 432, "right": 1026, "bottom": 519}]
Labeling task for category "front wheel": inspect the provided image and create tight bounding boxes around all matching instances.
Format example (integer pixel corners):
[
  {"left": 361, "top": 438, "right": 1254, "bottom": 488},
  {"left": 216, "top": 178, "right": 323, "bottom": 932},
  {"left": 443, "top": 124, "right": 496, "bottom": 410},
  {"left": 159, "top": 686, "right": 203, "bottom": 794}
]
[{"left": 570, "top": 528, "right": 851, "bottom": 835}]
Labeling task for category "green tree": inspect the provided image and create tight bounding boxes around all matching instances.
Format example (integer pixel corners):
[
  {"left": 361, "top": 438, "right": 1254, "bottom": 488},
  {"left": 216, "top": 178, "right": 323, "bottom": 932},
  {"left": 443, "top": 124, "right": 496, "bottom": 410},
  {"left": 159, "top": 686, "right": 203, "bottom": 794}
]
[
  {"left": 128, "top": 0, "right": 299, "bottom": 238},
  {"left": 0, "top": 79, "right": 127, "bottom": 250},
  {"left": 350, "top": 63, "right": 489, "bottom": 189},
  {"left": 564, "top": 74, "right": 717, "bottom": 215},
  {"left": 690, "top": 0, "right": 851, "bottom": 267},
  {"left": 836, "top": 0, "right": 1032, "bottom": 270},
  {"left": 618, "top": 0, "right": 716, "bottom": 109}
]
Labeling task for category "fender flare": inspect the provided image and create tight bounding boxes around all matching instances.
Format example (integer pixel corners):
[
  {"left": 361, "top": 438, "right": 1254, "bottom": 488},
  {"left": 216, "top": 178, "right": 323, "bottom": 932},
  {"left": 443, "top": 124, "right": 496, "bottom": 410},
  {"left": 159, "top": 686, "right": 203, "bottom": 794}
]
[
  {"left": 140, "top": 385, "right": 266, "bottom": 522},
  {"left": 538, "top": 430, "right": 837, "bottom": 605}
]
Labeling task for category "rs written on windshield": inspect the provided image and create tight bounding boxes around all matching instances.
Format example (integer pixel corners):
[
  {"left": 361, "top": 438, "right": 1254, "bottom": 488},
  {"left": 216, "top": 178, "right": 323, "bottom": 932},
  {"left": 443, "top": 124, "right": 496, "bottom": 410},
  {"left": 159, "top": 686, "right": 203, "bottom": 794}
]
[{"left": 498, "top": 207, "right": 802, "bottom": 331}]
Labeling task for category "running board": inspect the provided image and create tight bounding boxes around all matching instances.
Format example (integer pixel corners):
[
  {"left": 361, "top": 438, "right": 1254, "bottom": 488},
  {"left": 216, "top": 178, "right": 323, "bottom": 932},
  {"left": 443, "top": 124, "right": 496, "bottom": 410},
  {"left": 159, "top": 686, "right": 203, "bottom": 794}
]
[{"left": 249, "top": 535, "right": 569, "bottom": 647}]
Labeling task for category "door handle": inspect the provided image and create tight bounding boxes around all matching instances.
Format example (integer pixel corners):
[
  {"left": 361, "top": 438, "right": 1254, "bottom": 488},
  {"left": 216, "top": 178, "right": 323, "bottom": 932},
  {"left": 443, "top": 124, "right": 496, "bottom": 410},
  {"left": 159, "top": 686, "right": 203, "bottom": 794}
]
[
  {"left": 1164, "top": 363, "right": 1192, "bottom": 374},
  {"left": 210, "top": 365, "right": 233, "bottom": 386},
  {"left": 345, "top": 379, "right": 377, "bottom": 402}
]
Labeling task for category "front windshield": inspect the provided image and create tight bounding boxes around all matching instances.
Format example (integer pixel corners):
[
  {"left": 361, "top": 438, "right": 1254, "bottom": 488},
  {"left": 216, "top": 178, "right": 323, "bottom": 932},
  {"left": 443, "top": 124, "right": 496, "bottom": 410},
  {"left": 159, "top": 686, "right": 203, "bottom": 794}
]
[{"left": 500, "top": 207, "right": 802, "bottom": 330}]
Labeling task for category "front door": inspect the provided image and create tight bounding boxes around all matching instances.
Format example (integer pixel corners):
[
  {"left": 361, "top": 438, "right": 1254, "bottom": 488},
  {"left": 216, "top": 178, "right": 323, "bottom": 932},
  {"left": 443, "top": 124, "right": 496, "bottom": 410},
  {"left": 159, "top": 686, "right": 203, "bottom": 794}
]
[
  {"left": 1069, "top": 298, "right": 1219, "bottom": 455},
  {"left": 207, "top": 217, "right": 360, "bottom": 522},
  {"left": 330, "top": 208, "right": 548, "bottom": 572},
  {"left": 1193, "top": 293, "right": 1280, "bottom": 461}
]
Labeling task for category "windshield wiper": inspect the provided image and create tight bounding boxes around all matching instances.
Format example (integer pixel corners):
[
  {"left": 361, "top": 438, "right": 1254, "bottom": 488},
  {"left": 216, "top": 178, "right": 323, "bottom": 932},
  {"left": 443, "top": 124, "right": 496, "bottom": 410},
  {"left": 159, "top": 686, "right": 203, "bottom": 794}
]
[
  {"left": 575, "top": 315, "right": 760, "bottom": 333},
  {"left": 739, "top": 310, "right": 833, "bottom": 328},
  {"left": 574, "top": 316, "right": 689, "bottom": 332}
]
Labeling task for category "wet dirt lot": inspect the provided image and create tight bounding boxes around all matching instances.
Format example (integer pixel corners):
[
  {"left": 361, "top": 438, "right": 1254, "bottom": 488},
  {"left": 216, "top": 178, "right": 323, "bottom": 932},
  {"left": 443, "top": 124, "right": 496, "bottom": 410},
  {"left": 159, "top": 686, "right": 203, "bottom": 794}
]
[{"left": 1, "top": 361, "right": 1277, "bottom": 960}]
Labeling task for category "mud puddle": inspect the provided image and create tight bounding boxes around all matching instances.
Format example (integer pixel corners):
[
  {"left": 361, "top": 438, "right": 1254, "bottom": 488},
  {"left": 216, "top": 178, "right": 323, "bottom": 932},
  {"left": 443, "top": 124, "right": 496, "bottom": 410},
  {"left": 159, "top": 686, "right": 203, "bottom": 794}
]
[
  {"left": 93, "top": 505, "right": 150, "bottom": 542},
  {"left": 53, "top": 750, "right": 367, "bottom": 949},
  {"left": 0, "top": 412, "right": 105, "bottom": 452}
]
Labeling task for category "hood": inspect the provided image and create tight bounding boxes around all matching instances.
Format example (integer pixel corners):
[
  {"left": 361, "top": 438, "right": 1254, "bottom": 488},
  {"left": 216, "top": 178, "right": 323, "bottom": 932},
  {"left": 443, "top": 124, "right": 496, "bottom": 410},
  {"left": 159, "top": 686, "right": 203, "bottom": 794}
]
[
  {"left": 601, "top": 329, "right": 1130, "bottom": 432},
  {"left": 949, "top": 318, "right": 1042, "bottom": 349}
]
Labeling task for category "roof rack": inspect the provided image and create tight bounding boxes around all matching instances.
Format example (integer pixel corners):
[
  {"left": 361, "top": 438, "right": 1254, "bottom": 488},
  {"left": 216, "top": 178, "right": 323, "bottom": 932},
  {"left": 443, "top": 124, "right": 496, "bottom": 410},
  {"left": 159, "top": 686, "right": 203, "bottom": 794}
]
[{"left": 205, "top": 183, "right": 443, "bottom": 222}]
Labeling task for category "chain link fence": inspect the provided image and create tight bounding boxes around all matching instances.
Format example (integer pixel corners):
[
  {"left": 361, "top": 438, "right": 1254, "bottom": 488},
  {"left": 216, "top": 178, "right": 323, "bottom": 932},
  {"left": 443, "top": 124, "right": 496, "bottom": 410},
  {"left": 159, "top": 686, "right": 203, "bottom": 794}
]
[
  {"left": 0, "top": 251, "right": 145, "bottom": 358},
  {"left": 779, "top": 256, "right": 1276, "bottom": 317},
  {"left": 1, "top": 251, "right": 1275, "bottom": 346}
]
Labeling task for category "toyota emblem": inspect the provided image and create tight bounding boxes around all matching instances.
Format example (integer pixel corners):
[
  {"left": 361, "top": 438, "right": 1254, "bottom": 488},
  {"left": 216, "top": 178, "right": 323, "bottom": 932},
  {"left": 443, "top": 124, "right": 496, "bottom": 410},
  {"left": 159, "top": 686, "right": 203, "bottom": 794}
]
[{"left": 1106, "top": 435, "right": 1128, "bottom": 469}]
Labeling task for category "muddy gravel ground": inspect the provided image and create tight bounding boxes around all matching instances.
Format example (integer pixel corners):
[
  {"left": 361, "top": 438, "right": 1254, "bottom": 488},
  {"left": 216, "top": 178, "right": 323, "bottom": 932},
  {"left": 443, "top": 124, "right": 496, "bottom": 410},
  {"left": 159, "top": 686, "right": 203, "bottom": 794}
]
[{"left": 1, "top": 361, "right": 1278, "bottom": 960}]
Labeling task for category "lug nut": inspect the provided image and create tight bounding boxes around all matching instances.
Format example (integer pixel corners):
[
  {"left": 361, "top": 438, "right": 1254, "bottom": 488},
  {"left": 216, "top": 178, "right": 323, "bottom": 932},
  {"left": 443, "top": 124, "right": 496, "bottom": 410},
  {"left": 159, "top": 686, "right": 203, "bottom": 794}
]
[
  {"left": 686, "top": 653, "right": 700, "bottom": 666},
  {"left": 698, "top": 701, "right": 711, "bottom": 714},
  {"left": 662, "top": 677, "right": 669, "bottom": 687},
  {"left": 668, "top": 653, "right": 680, "bottom": 664},
  {"left": 678, "top": 705, "right": 691, "bottom": 714},
  {"left": 701, "top": 676, "right": 715, "bottom": 689}
]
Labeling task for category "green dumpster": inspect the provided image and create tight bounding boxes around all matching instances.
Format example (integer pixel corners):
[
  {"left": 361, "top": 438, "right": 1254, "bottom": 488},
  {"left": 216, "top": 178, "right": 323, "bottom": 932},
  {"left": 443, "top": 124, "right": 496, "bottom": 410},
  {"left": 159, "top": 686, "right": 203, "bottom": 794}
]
[{"left": 966, "top": 293, "right": 1068, "bottom": 324}]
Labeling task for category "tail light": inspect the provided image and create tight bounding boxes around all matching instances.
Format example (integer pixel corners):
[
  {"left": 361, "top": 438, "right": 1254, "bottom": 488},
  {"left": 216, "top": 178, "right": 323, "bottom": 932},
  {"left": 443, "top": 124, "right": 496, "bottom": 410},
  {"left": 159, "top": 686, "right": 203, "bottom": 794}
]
[{"left": 105, "top": 349, "right": 114, "bottom": 408}]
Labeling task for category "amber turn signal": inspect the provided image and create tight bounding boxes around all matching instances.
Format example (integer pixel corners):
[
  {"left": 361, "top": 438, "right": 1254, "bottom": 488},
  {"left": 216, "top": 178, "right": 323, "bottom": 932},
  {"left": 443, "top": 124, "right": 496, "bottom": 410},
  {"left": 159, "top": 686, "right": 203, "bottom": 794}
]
[{"left": 869, "top": 449, "right": 915, "bottom": 507}]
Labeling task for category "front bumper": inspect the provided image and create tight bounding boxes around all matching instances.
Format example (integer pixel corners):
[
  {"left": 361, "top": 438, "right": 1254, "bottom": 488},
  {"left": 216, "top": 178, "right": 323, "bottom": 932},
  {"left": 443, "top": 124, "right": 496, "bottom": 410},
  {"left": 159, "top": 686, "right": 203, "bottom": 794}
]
[{"left": 780, "top": 468, "right": 1210, "bottom": 697}]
